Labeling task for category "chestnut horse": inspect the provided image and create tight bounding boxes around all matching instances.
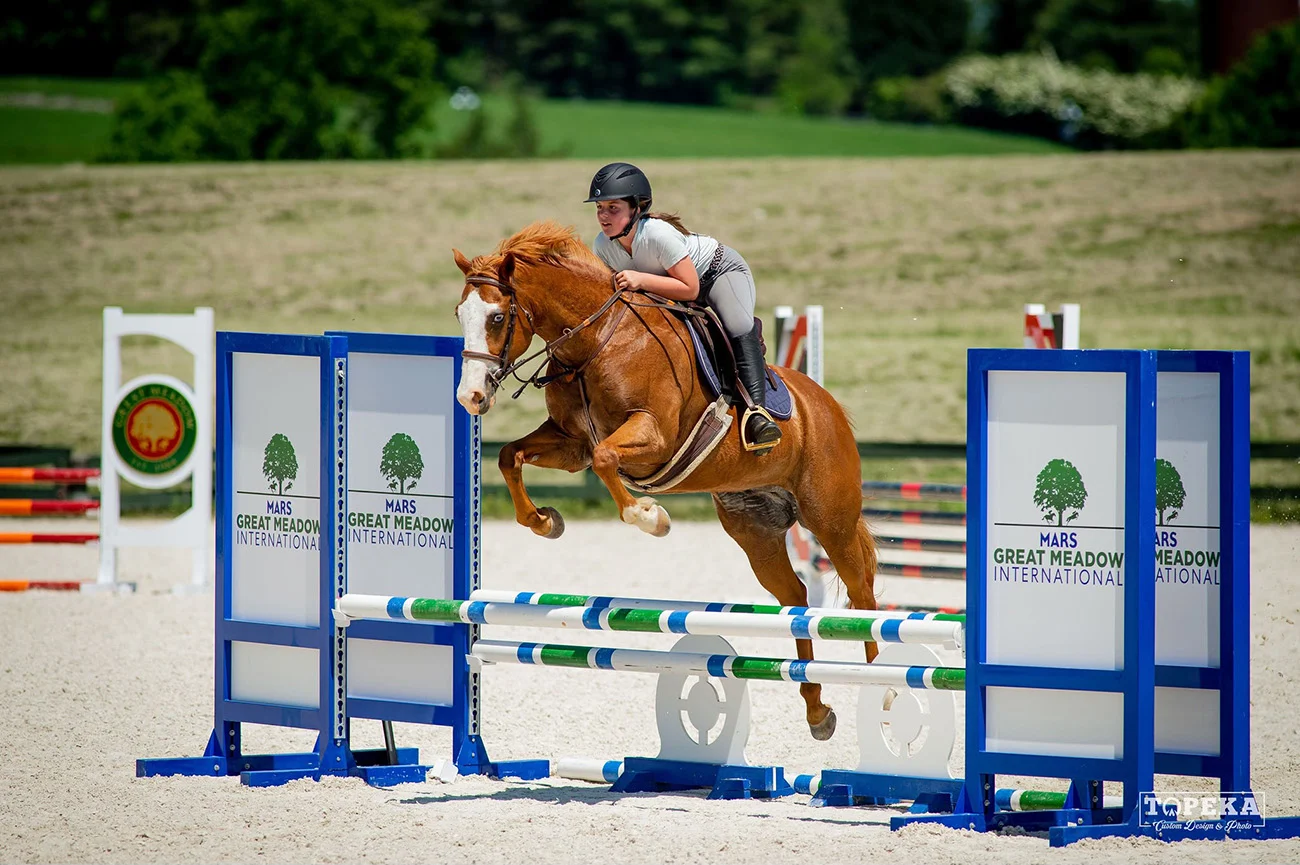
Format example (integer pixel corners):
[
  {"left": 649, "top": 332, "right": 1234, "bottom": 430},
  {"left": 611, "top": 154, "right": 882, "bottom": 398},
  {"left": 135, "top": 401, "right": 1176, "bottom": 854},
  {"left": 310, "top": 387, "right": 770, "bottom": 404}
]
[{"left": 452, "top": 220, "right": 879, "bottom": 741}]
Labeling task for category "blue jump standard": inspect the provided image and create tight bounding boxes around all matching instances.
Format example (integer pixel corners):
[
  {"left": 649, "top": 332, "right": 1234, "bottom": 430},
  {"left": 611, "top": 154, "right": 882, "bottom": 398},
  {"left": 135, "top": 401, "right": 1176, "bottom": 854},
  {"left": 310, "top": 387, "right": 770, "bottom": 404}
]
[
  {"left": 610, "top": 758, "right": 794, "bottom": 801},
  {"left": 885, "top": 349, "right": 1300, "bottom": 847}
]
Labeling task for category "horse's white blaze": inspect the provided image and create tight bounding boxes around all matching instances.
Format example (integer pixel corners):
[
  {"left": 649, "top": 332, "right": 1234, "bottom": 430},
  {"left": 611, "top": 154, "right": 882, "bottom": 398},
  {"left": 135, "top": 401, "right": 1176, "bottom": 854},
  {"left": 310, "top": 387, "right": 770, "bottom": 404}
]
[{"left": 456, "top": 289, "right": 498, "bottom": 413}]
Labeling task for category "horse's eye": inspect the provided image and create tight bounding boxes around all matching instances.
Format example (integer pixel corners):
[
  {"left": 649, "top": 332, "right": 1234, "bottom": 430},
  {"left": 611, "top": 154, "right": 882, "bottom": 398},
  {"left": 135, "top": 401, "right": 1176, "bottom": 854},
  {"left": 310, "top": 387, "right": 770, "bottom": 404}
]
[{"left": 492, "top": 313, "right": 505, "bottom": 325}]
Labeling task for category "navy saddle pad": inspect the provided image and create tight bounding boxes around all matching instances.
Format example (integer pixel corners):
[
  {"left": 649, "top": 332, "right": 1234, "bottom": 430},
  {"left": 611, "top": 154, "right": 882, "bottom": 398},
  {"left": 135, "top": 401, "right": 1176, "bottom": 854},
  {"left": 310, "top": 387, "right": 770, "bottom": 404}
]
[{"left": 686, "top": 325, "right": 793, "bottom": 420}]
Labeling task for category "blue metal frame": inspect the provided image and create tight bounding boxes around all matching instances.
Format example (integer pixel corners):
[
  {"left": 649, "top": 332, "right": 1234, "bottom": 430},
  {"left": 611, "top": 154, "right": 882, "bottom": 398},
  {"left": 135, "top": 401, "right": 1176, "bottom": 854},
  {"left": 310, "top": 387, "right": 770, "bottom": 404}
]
[
  {"left": 808, "top": 770, "right": 962, "bottom": 810},
  {"left": 324, "top": 331, "right": 546, "bottom": 780},
  {"left": 891, "top": 347, "right": 1300, "bottom": 846},
  {"left": 1151, "top": 351, "right": 1250, "bottom": 792},
  {"left": 327, "top": 327, "right": 488, "bottom": 770},
  {"left": 611, "top": 758, "right": 793, "bottom": 801},
  {"left": 1047, "top": 349, "right": 1300, "bottom": 844},
  {"left": 137, "top": 332, "right": 352, "bottom": 784},
  {"left": 203, "top": 333, "right": 338, "bottom": 783},
  {"left": 894, "top": 348, "right": 1158, "bottom": 835}
]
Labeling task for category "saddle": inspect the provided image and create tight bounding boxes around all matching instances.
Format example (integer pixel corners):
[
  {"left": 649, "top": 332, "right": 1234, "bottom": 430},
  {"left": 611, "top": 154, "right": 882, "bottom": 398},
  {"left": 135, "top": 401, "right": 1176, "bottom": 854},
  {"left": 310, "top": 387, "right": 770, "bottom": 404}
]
[
  {"left": 618, "top": 301, "right": 792, "bottom": 495},
  {"left": 682, "top": 307, "right": 793, "bottom": 421}
]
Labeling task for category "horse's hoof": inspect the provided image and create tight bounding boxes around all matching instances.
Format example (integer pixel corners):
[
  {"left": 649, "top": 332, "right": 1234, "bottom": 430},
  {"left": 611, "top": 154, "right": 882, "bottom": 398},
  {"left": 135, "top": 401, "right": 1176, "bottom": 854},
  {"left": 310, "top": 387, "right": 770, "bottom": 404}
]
[
  {"left": 624, "top": 497, "right": 671, "bottom": 537},
  {"left": 810, "top": 709, "right": 837, "bottom": 741},
  {"left": 538, "top": 507, "right": 565, "bottom": 539}
]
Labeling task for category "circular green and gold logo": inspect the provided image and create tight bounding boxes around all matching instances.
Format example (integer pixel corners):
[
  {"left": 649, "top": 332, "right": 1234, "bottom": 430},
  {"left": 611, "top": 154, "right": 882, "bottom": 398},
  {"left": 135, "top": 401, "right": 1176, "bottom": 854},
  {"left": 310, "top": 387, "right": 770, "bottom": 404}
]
[{"left": 112, "top": 381, "right": 198, "bottom": 476}]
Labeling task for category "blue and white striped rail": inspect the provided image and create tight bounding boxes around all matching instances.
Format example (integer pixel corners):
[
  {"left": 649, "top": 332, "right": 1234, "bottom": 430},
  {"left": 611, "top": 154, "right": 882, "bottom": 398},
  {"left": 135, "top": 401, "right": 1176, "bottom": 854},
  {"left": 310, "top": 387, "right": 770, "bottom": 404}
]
[
  {"left": 334, "top": 595, "right": 965, "bottom": 648},
  {"left": 470, "top": 639, "right": 966, "bottom": 689},
  {"left": 554, "top": 757, "right": 625, "bottom": 784},
  {"left": 469, "top": 589, "right": 965, "bottom": 623}
]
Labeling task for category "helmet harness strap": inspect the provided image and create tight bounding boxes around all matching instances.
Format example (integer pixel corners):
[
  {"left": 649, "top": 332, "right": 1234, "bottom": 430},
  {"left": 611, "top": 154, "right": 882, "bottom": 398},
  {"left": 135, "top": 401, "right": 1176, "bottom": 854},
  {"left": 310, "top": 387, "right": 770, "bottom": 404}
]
[{"left": 611, "top": 198, "right": 647, "bottom": 241}]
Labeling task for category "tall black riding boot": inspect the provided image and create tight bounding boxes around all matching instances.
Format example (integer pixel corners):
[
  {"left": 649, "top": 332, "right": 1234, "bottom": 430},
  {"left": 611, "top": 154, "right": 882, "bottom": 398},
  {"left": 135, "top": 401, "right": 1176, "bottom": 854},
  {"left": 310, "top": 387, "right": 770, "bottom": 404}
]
[{"left": 730, "top": 326, "right": 782, "bottom": 454}]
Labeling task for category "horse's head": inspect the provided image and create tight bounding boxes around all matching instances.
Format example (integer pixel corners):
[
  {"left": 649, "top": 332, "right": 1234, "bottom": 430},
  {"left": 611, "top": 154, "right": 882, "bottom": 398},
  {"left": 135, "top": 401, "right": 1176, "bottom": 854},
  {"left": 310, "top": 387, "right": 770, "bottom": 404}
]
[{"left": 452, "top": 248, "right": 535, "bottom": 415}]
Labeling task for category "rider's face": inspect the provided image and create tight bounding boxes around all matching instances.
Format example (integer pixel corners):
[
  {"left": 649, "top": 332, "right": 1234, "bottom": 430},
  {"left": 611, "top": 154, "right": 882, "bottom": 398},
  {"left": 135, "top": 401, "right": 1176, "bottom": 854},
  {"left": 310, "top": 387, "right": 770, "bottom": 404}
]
[{"left": 596, "top": 200, "right": 634, "bottom": 237}]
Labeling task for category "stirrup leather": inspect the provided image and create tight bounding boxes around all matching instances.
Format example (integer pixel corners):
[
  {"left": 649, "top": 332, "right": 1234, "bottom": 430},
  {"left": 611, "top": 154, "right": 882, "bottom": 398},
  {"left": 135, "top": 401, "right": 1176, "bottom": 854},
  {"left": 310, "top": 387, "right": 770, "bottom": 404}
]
[{"left": 740, "top": 405, "right": 781, "bottom": 452}]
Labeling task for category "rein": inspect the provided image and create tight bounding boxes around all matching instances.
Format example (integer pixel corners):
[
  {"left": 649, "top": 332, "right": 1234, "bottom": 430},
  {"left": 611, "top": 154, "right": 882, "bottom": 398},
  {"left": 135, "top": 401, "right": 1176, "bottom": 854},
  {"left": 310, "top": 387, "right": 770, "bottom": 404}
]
[{"left": 462, "top": 273, "right": 707, "bottom": 401}]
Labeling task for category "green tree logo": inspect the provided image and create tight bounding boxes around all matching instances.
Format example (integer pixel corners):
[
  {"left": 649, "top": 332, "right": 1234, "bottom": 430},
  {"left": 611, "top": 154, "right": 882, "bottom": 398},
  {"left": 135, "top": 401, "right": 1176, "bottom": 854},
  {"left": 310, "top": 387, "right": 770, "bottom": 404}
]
[
  {"left": 1033, "top": 458, "right": 1088, "bottom": 525},
  {"left": 380, "top": 433, "right": 424, "bottom": 494},
  {"left": 1155, "top": 458, "right": 1186, "bottom": 525},
  {"left": 263, "top": 433, "right": 299, "bottom": 495}
]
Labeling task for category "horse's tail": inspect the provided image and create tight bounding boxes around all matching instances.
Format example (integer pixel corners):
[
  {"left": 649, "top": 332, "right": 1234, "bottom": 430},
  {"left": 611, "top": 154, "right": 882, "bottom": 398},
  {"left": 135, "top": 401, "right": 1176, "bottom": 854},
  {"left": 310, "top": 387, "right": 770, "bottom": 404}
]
[
  {"left": 853, "top": 514, "right": 881, "bottom": 609},
  {"left": 821, "top": 515, "right": 880, "bottom": 612}
]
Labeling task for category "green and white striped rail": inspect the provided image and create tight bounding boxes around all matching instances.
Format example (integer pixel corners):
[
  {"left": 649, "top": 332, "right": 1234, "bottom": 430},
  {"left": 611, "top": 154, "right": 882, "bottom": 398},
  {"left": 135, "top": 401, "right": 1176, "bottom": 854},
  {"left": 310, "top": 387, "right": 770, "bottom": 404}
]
[
  {"left": 996, "top": 788, "right": 1124, "bottom": 812},
  {"left": 468, "top": 589, "right": 965, "bottom": 624},
  {"left": 334, "top": 595, "right": 965, "bottom": 648},
  {"left": 471, "top": 639, "right": 966, "bottom": 689},
  {"left": 789, "top": 773, "right": 1122, "bottom": 811}
]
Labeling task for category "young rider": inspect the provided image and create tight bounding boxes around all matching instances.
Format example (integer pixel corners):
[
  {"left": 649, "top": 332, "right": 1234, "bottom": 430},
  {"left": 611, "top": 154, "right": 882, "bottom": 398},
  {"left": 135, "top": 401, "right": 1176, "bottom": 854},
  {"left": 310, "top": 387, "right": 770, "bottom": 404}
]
[{"left": 584, "top": 161, "right": 781, "bottom": 453}]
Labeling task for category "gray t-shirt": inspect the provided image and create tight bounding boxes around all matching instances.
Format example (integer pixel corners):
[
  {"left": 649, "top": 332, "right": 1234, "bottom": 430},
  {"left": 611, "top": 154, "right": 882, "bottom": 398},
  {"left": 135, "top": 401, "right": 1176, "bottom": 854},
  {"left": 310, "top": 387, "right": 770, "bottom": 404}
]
[{"left": 592, "top": 218, "right": 721, "bottom": 277}]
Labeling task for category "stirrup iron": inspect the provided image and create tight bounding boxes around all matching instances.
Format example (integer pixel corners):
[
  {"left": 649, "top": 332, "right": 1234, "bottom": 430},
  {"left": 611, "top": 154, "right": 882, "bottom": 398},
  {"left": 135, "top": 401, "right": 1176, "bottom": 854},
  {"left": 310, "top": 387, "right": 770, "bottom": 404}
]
[{"left": 740, "top": 405, "right": 780, "bottom": 453}]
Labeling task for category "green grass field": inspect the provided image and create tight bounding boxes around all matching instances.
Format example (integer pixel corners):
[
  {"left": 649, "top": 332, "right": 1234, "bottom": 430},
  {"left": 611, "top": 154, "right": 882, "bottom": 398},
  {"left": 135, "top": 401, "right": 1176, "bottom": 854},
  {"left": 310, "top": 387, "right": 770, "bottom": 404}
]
[
  {"left": 0, "top": 76, "right": 1066, "bottom": 164},
  {"left": 0, "top": 77, "right": 135, "bottom": 164},
  {"left": 434, "top": 94, "right": 1066, "bottom": 159},
  {"left": 0, "top": 108, "right": 115, "bottom": 164}
]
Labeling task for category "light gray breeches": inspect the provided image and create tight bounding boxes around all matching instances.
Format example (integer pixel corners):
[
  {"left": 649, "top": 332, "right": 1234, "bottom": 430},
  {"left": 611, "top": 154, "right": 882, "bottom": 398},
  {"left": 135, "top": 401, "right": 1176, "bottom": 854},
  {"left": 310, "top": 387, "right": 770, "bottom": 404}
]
[{"left": 702, "top": 246, "right": 757, "bottom": 338}]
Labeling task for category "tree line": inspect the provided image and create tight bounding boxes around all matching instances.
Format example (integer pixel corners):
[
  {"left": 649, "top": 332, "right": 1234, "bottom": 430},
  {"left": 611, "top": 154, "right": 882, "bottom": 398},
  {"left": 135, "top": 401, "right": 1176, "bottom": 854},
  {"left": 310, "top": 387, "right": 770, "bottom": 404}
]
[
  {"left": 2, "top": 0, "right": 1201, "bottom": 111},
  {"left": 5, "top": 0, "right": 1293, "bottom": 158}
]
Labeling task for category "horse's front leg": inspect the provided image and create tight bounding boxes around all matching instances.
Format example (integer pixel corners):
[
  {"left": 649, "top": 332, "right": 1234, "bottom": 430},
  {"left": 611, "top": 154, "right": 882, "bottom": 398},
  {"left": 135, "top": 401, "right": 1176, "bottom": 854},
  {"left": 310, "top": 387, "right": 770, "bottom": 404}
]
[
  {"left": 498, "top": 418, "right": 591, "bottom": 539},
  {"left": 589, "top": 412, "right": 674, "bottom": 536}
]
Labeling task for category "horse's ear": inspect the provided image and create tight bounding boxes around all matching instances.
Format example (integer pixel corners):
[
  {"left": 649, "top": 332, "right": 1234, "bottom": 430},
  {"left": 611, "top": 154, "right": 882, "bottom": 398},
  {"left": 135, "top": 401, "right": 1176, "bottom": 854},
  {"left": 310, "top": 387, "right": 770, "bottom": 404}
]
[
  {"left": 498, "top": 252, "right": 516, "bottom": 284},
  {"left": 452, "top": 248, "right": 472, "bottom": 276}
]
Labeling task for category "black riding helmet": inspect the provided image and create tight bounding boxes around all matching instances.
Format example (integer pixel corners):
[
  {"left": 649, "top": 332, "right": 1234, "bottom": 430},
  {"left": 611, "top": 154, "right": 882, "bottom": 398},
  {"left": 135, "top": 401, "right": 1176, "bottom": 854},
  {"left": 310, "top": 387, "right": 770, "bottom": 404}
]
[{"left": 585, "top": 163, "right": 652, "bottom": 240}]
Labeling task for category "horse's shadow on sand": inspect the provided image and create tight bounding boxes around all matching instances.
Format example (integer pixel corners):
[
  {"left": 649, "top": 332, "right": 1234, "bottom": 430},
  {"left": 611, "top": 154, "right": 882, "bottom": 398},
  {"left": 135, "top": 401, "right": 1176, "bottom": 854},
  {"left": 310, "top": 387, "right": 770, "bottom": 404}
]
[
  {"left": 387, "top": 782, "right": 1055, "bottom": 838},
  {"left": 389, "top": 781, "right": 903, "bottom": 828}
]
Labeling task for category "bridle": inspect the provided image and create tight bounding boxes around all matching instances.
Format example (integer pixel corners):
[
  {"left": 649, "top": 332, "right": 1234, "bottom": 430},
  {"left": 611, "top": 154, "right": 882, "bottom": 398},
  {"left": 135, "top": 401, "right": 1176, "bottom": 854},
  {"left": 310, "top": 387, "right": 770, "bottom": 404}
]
[
  {"left": 460, "top": 272, "right": 638, "bottom": 400},
  {"left": 459, "top": 275, "right": 533, "bottom": 387},
  {"left": 460, "top": 268, "right": 718, "bottom": 449},
  {"left": 459, "top": 270, "right": 708, "bottom": 402}
]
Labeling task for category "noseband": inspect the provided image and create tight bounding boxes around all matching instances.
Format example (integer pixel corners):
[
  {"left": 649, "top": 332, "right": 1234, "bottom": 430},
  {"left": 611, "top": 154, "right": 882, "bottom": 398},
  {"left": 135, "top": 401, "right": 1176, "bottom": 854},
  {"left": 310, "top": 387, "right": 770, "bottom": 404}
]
[{"left": 460, "top": 274, "right": 533, "bottom": 388}]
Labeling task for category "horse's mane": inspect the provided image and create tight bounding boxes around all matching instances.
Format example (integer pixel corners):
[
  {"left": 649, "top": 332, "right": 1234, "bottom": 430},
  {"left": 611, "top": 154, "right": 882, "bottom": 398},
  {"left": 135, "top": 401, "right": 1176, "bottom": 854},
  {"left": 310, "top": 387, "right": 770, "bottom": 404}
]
[{"left": 491, "top": 219, "right": 608, "bottom": 279}]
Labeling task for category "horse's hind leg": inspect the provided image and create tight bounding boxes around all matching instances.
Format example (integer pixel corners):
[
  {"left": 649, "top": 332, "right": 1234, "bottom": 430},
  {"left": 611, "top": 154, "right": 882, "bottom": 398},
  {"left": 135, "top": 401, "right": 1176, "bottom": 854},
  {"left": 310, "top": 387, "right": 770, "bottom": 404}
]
[
  {"left": 712, "top": 490, "right": 838, "bottom": 742},
  {"left": 797, "top": 494, "right": 880, "bottom": 663}
]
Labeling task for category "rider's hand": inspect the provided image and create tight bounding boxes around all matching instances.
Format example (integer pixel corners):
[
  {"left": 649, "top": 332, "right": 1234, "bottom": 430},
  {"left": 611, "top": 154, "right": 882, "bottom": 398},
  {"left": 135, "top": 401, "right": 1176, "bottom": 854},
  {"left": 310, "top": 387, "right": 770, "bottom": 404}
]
[{"left": 614, "top": 270, "right": 646, "bottom": 292}]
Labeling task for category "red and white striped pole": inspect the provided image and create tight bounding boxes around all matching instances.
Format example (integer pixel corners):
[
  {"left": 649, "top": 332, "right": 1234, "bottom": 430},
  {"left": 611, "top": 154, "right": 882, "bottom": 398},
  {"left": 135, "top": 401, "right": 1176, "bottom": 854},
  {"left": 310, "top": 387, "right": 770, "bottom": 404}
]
[
  {"left": 0, "top": 499, "right": 100, "bottom": 516},
  {"left": 1023, "top": 303, "right": 1080, "bottom": 349},
  {"left": 0, "top": 533, "right": 99, "bottom": 545},
  {"left": 0, "top": 467, "right": 100, "bottom": 484},
  {"left": 775, "top": 306, "right": 832, "bottom": 605}
]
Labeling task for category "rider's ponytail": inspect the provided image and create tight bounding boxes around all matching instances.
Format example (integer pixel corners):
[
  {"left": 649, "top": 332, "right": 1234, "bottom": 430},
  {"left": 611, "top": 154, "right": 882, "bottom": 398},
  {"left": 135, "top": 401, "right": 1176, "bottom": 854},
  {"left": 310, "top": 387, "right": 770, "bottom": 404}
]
[{"left": 645, "top": 212, "right": 691, "bottom": 236}]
